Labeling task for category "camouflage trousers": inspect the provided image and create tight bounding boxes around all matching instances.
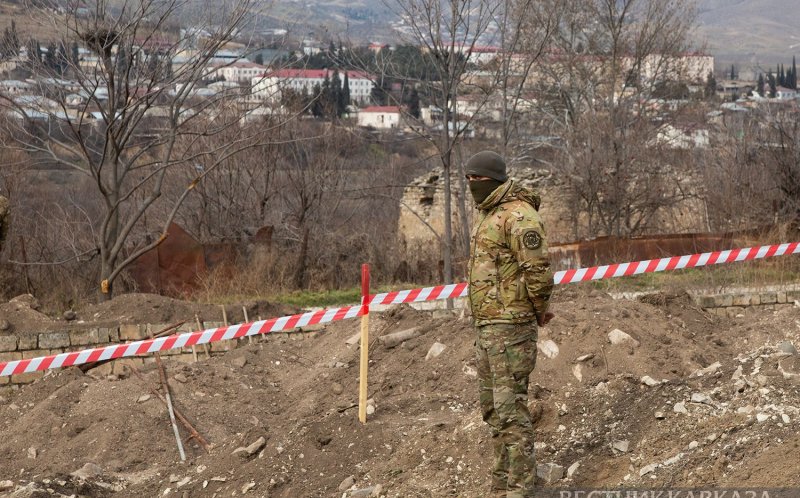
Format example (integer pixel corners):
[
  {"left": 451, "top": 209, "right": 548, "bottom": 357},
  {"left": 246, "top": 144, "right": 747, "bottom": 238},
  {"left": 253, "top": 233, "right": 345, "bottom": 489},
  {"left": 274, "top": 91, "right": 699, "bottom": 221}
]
[{"left": 476, "top": 322, "right": 538, "bottom": 498}]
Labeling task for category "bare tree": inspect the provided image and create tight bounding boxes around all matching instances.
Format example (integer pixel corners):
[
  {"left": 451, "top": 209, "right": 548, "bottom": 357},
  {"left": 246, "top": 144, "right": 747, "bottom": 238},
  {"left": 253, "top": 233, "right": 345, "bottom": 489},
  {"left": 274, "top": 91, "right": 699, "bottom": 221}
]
[
  {"left": 524, "top": 0, "right": 701, "bottom": 239},
  {"left": 0, "top": 0, "right": 276, "bottom": 299}
]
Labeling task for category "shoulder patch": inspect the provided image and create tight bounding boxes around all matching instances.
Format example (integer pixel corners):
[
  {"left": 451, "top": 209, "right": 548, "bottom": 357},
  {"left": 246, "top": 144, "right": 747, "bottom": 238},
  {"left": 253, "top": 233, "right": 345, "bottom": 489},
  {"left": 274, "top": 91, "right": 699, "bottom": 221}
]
[{"left": 523, "top": 230, "right": 542, "bottom": 250}]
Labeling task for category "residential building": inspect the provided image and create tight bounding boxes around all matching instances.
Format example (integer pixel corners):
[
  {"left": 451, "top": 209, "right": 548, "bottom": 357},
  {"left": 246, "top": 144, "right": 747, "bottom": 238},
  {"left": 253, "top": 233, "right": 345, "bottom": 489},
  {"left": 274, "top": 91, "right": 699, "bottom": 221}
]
[
  {"left": 208, "top": 60, "right": 266, "bottom": 84},
  {"left": 0, "top": 80, "right": 32, "bottom": 95},
  {"left": 357, "top": 106, "right": 402, "bottom": 129},
  {"left": 775, "top": 86, "right": 798, "bottom": 100},
  {"left": 251, "top": 69, "right": 374, "bottom": 104}
]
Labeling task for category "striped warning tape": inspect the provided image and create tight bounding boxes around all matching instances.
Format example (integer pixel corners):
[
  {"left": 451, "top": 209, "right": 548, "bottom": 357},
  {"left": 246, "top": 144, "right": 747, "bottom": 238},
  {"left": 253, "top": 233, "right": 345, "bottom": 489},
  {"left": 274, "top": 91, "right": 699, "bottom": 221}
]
[{"left": 1, "top": 241, "right": 798, "bottom": 377}]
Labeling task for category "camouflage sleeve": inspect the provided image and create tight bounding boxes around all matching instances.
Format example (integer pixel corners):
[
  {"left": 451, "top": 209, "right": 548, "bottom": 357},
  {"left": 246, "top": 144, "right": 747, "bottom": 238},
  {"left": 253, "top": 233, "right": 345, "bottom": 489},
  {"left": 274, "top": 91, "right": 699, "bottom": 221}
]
[{"left": 505, "top": 203, "right": 553, "bottom": 319}]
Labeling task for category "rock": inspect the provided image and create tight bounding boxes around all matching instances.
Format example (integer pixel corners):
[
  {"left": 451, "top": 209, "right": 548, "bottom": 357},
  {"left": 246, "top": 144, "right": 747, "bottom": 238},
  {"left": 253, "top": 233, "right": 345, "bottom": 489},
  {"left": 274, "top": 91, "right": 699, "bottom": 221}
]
[
  {"left": 612, "top": 440, "right": 629, "bottom": 453},
  {"left": 10, "top": 294, "right": 40, "bottom": 310},
  {"left": 241, "top": 482, "right": 256, "bottom": 494},
  {"left": 233, "top": 436, "right": 266, "bottom": 459},
  {"left": 654, "top": 411, "right": 665, "bottom": 419},
  {"left": 538, "top": 340, "right": 559, "bottom": 359},
  {"left": 574, "top": 354, "right": 594, "bottom": 363},
  {"left": 331, "top": 382, "right": 344, "bottom": 395},
  {"left": 777, "top": 341, "right": 797, "bottom": 355},
  {"left": 693, "top": 362, "right": 722, "bottom": 377},
  {"left": 71, "top": 462, "right": 102, "bottom": 479},
  {"left": 690, "top": 392, "right": 712, "bottom": 404},
  {"left": 732, "top": 365, "right": 743, "bottom": 380},
  {"left": 425, "top": 342, "right": 446, "bottom": 360},
  {"left": 641, "top": 376, "right": 660, "bottom": 386},
  {"left": 345, "top": 332, "right": 361, "bottom": 346},
  {"left": 349, "top": 486, "right": 381, "bottom": 497},
  {"left": 176, "top": 476, "right": 191, "bottom": 488},
  {"left": 173, "top": 373, "right": 188, "bottom": 384},
  {"left": 536, "top": 463, "right": 564, "bottom": 483},
  {"left": 62, "top": 310, "right": 77, "bottom": 321},
  {"left": 0, "top": 480, "right": 14, "bottom": 491},
  {"left": 782, "top": 414, "right": 791, "bottom": 423},
  {"left": 571, "top": 364, "right": 583, "bottom": 382},
  {"left": 673, "top": 402, "right": 688, "bottom": 414},
  {"left": 462, "top": 364, "right": 478, "bottom": 378},
  {"left": 663, "top": 453, "right": 684, "bottom": 466},
  {"left": 231, "top": 356, "right": 248, "bottom": 368},
  {"left": 639, "top": 463, "right": 658, "bottom": 476},
  {"left": 338, "top": 475, "right": 356, "bottom": 491},
  {"left": 688, "top": 441, "right": 699, "bottom": 450},
  {"left": 608, "top": 329, "right": 639, "bottom": 346},
  {"left": 756, "top": 413, "right": 770, "bottom": 423},
  {"left": 366, "top": 398, "right": 376, "bottom": 415},
  {"left": 27, "top": 447, "right": 37, "bottom": 459},
  {"left": 737, "top": 405, "right": 755, "bottom": 415},
  {"left": 0, "top": 319, "right": 10, "bottom": 331},
  {"left": 567, "top": 461, "right": 580, "bottom": 478},
  {"left": 733, "top": 379, "right": 747, "bottom": 393},
  {"left": 137, "top": 394, "right": 151, "bottom": 403}
]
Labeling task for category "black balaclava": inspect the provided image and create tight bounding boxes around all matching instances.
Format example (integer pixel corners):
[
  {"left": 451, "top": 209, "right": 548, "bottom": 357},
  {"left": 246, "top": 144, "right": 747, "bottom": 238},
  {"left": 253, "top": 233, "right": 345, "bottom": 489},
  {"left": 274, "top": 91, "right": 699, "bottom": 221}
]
[
  {"left": 469, "top": 179, "right": 504, "bottom": 205},
  {"left": 465, "top": 151, "right": 508, "bottom": 205}
]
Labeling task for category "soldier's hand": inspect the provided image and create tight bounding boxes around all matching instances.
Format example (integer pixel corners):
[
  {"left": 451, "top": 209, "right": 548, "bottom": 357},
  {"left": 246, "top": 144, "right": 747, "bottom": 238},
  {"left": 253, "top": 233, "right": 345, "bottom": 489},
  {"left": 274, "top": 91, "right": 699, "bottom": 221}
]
[{"left": 537, "top": 311, "right": 554, "bottom": 327}]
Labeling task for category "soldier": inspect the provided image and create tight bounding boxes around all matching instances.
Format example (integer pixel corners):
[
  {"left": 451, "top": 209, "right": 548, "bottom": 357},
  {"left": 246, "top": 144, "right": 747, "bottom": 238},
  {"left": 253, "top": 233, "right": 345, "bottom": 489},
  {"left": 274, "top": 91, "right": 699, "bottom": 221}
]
[{"left": 465, "top": 151, "right": 554, "bottom": 498}]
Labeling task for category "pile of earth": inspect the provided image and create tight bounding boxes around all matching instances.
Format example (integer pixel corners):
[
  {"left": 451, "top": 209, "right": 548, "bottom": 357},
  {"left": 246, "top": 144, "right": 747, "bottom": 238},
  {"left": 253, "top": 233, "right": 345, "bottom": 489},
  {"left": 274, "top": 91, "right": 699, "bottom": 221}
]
[
  {"left": 0, "top": 293, "right": 295, "bottom": 334},
  {"left": 0, "top": 288, "right": 799, "bottom": 497}
]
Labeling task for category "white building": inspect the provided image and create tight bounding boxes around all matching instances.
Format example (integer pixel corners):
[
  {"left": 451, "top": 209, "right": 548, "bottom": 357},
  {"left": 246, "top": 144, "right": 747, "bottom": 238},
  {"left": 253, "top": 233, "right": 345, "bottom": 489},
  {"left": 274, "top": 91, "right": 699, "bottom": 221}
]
[
  {"left": 775, "top": 86, "right": 798, "bottom": 100},
  {"left": 251, "top": 69, "right": 374, "bottom": 104},
  {"left": 208, "top": 60, "right": 266, "bottom": 84},
  {"left": 0, "top": 80, "right": 32, "bottom": 95},
  {"left": 357, "top": 106, "right": 402, "bottom": 129}
]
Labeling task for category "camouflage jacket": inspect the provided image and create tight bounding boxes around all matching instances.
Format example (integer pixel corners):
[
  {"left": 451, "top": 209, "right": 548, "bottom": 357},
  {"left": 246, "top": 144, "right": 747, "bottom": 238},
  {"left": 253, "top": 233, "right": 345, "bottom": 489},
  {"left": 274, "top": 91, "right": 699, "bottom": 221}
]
[{"left": 468, "top": 180, "right": 553, "bottom": 326}]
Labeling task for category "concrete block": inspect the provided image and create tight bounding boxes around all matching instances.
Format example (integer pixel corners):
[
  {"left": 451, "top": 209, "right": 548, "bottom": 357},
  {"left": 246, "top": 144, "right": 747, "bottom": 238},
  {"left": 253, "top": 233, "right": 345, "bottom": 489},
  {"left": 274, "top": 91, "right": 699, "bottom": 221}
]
[
  {"left": 0, "top": 335, "right": 18, "bottom": 352},
  {"left": 715, "top": 294, "right": 734, "bottom": 307},
  {"left": 210, "top": 340, "right": 235, "bottom": 352},
  {"left": 695, "top": 295, "right": 716, "bottom": 308},
  {"left": 17, "top": 334, "right": 37, "bottom": 350},
  {"left": 777, "top": 291, "right": 788, "bottom": 304},
  {"left": 732, "top": 294, "right": 751, "bottom": 307},
  {"left": 88, "top": 328, "right": 110, "bottom": 344},
  {"left": 760, "top": 292, "right": 777, "bottom": 305},
  {"left": 0, "top": 352, "right": 22, "bottom": 362},
  {"left": 12, "top": 371, "right": 44, "bottom": 384},
  {"left": 0, "top": 375, "right": 9, "bottom": 385},
  {"left": 69, "top": 329, "right": 93, "bottom": 346},
  {"left": 787, "top": 290, "right": 800, "bottom": 302},
  {"left": 107, "top": 327, "right": 120, "bottom": 343},
  {"left": 39, "top": 332, "right": 70, "bottom": 349},
  {"left": 22, "top": 349, "right": 54, "bottom": 360},
  {"left": 751, "top": 294, "right": 761, "bottom": 305},
  {"left": 726, "top": 307, "right": 745, "bottom": 318},
  {"left": 119, "top": 324, "right": 145, "bottom": 341},
  {"left": 175, "top": 353, "right": 197, "bottom": 364}
]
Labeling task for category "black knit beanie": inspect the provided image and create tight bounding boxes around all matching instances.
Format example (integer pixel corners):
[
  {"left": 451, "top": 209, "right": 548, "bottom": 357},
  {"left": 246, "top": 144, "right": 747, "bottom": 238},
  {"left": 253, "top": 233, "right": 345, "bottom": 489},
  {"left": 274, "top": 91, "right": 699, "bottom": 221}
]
[{"left": 464, "top": 151, "right": 508, "bottom": 182}]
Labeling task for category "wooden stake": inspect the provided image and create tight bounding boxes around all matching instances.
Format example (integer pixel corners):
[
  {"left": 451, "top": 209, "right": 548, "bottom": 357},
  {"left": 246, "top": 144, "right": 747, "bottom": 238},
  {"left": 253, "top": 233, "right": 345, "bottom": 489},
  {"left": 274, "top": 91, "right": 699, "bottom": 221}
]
[
  {"left": 358, "top": 264, "right": 370, "bottom": 424},
  {"left": 195, "top": 314, "right": 211, "bottom": 359},
  {"left": 243, "top": 306, "right": 252, "bottom": 344}
]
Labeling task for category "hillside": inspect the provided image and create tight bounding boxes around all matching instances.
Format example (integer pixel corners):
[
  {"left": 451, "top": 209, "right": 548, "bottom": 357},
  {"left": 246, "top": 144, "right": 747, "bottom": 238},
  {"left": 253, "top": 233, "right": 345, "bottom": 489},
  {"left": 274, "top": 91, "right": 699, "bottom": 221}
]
[{"left": 696, "top": 0, "right": 800, "bottom": 65}]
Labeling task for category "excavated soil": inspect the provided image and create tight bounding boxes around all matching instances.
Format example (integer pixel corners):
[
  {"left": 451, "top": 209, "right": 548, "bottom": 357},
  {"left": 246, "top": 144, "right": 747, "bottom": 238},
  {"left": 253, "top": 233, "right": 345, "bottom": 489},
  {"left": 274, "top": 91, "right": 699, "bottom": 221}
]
[
  {"left": 1, "top": 289, "right": 799, "bottom": 497},
  {"left": 0, "top": 293, "right": 295, "bottom": 334}
]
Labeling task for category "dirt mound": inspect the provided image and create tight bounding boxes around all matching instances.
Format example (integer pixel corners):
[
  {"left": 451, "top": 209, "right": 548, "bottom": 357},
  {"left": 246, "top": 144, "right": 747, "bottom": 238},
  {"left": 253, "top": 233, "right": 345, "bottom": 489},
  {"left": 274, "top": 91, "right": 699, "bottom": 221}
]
[
  {"left": 0, "top": 293, "right": 799, "bottom": 496},
  {"left": 0, "top": 293, "right": 296, "bottom": 335}
]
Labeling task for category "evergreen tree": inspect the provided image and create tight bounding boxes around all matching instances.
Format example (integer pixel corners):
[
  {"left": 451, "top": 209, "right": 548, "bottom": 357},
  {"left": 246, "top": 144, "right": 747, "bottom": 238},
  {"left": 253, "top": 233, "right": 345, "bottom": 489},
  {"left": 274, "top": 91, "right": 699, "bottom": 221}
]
[
  {"left": 406, "top": 87, "right": 421, "bottom": 118},
  {"left": 254, "top": 53, "right": 264, "bottom": 65},
  {"left": 779, "top": 64, "right": 785, "bottom": 87},
  {"left": 757, "top": 73, "right": 765, "bottom": 96},
  {"left": 792, "top": 56, "right": 798, "bottom": 89},
  {"left": 342, "top": 72, "right": 351, "bottom": 109},
  {"left": 311, "top": 82, "right": 324, "bottom": 117},
  {"left": 768, "top": 70, "right": 777, "bottom": 97},
  {"left": 44, "top": 41, "right": 57, "bottom": 70},
  {"left": 704, "top": 71, "right": 717, "bottom": 99},
  {"left": 55, "top": 42, "right": 67, "bottom": 75},
  {"left": 9, "top": 20, "right": 18, "bottom": 56},
  {"left": 730, "top": 64, "right": 735, "bottom": 80},
  {"left": 71, "top": 41, "right": 80, "bottom": 67}
]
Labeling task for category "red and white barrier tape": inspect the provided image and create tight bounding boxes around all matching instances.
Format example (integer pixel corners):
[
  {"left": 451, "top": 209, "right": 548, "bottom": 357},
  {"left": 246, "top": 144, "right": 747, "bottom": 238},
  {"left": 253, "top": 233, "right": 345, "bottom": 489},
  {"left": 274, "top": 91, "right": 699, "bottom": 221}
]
[{"left": 2, "top": 241, "right": 799, "bottom": 377}]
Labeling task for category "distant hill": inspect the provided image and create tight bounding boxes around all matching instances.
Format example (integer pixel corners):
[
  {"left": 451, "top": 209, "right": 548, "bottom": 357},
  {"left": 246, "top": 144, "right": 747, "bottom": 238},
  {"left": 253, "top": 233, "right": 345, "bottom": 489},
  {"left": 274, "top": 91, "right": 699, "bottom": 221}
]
[{"left": 696, "top": 0, "right": 800, "bottom": 67}]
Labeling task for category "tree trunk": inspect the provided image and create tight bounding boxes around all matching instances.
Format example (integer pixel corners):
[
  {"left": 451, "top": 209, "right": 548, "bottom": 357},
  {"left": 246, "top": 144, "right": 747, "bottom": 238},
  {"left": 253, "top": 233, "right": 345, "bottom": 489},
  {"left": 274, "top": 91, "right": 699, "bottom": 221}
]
[{"left": 294, "top": 227, "right": 310, "bottom": 290}]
